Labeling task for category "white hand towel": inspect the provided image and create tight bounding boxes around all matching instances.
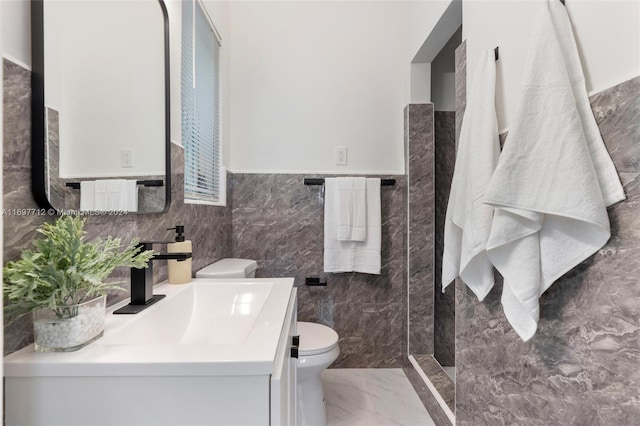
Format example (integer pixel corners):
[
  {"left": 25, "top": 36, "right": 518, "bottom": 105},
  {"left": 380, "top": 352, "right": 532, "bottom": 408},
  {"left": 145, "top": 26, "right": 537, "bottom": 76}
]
[
  {"left": 442, "top": 50, "right": 500, "bottom": 300},
  {"left": 79, "top": 181, "right": 96, "bottom": 211},
  {"left": 123, "top": 180, "right": 139, "bottom": 212},
  {"left": 483, "top": 0, "right": 625, "bottom": 341},
  {"left": 94, "top": 179, "right": 139, "bottom": 212},
  {"left": 337, "top": 177, "right": 367, "bottom": 241},
  {"left": 324, "top": 178, "right": 381, "bottom": 274}
]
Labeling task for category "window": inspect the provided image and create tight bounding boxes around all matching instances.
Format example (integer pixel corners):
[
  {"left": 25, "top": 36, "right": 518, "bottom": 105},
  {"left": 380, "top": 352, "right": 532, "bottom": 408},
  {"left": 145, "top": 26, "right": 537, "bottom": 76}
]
[{"left": 181, "top": 0, "right": 224, "bottom": 204}]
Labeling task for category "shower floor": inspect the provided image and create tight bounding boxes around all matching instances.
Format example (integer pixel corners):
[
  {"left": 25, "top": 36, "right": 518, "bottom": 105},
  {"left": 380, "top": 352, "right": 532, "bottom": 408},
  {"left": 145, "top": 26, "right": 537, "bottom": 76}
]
[{"left": 322, "top": 368, "right": 435, "bottom": 426}]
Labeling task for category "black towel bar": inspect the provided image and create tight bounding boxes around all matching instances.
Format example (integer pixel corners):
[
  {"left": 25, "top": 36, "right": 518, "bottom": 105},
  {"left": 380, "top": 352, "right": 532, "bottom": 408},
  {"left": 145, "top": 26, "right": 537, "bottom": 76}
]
[
  {"left": 304, "top": 178, "right": 395, "bottom": 186},
  {"left": 66, "top": 179, "right": 164, "bottom": 189}
]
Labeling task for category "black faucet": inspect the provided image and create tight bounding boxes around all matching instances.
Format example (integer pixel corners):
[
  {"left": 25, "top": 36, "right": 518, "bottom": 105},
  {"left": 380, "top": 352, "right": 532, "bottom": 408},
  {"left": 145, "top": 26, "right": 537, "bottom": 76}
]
[{"left": 113, "top": 242, "right": 192, "bottom": 315}]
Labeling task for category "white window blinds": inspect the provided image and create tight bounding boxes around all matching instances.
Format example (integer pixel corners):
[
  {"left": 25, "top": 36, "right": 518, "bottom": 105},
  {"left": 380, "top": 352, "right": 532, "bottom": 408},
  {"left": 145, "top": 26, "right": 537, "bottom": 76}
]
[{"left": 182, "top": 0, "right": 222, "bottom": 204}]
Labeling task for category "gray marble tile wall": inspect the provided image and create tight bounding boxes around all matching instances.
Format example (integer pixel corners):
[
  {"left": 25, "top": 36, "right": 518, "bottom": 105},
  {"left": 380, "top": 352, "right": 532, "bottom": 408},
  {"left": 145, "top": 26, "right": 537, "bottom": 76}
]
[
  {"left": 231, "top": 173, "right": 407, "bottom": 368},
  {"left": 454, "top": 41, "right": 640, "bottom": 423},
  {"left": 3, "top": 58, "right": 233, "bottom": 355},
  {"left": 406, "top": 103, "right": 434, "bottom": 356},
  {"left": 433, "top": 111, "right": 456, "bottom": 367},
  {"left": 45, "top": 108, "right": 61, "bottom": 206}
]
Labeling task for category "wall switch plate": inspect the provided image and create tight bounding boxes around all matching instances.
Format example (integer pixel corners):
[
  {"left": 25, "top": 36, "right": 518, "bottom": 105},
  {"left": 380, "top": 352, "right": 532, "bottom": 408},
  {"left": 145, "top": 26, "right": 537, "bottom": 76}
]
[
  {"left": 335, "top": 146, "right": 347, "bottom": 166},
  {"left": 121, "top": 149, "right": 134, "bottom": 168}
]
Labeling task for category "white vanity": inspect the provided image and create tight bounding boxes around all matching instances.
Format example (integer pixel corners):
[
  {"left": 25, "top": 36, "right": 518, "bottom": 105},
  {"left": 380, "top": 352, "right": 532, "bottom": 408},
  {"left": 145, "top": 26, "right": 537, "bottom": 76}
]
[{"left": 4, "top": 278, "right": 298, "bottom": 426}]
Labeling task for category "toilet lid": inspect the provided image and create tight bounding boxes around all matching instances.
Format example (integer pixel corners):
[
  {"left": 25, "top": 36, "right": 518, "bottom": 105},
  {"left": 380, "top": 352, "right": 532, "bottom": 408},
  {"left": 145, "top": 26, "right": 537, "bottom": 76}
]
[{"left": 297, "top": 322, "right": 339, "bottom": 356}]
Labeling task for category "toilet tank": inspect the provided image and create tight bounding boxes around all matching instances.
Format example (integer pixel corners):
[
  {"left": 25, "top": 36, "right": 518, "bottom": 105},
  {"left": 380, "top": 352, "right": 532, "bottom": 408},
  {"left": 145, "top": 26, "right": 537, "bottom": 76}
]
[{"left": 195, "top": 258, "right": 258, "bottom": 278}]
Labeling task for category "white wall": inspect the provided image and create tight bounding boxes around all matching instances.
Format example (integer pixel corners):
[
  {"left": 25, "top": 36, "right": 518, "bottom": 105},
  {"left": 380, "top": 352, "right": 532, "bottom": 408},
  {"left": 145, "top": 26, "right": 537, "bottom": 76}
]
[
  {"left": 228, "top": 0, "right": 451, "bottom": 174},
  {"left": 463, "top": 0, "right": 640, "bottom": 132},
  {"left": 411, "top": 62, "right": 432, "bottom": 103},
  {"left": 431, "top": 26, "right": 460, "bottom": 111}
]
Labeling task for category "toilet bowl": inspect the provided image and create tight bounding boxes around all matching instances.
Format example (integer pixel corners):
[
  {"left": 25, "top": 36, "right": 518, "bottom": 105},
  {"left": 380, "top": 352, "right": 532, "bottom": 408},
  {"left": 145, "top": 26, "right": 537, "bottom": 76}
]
[
  {"left": 296, "top": 321, "right": 340, "bottom": 426},
  {"left": 196, "top": 259, "right": 340, "bottom": 426}
]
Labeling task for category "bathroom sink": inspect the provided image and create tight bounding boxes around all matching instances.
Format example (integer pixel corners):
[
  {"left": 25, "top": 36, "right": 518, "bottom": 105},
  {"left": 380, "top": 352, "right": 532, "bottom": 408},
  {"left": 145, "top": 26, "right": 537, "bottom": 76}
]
[
  {"left": 101, "top": 281, "right": 273, "bottom": 345},
  {"left": 4, "top": 278, "right": 295, "bottom": 377},
  {"left": 4, "top": 277, "right": 298, "bottom": 426}
]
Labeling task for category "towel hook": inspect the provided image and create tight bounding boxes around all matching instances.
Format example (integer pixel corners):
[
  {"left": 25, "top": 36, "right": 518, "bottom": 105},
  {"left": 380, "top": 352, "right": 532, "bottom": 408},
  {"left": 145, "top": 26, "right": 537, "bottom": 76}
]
[{"left": 494, "top": 46, "right": 499, "bottom": 61}]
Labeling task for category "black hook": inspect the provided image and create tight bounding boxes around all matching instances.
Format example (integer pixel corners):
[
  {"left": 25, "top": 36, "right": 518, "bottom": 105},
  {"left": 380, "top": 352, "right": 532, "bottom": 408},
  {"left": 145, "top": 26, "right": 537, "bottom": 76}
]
[{"left": 494, "top": 46, "right": 499, "bottom": 61}]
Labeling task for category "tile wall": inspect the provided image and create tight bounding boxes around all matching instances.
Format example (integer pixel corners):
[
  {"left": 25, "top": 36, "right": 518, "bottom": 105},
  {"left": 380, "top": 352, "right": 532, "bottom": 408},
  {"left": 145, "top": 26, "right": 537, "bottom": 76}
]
[
  {"left": 433, "top": 110, "right": 456, "bottom": 366},
  {"left": 454, "top": 42, "right": 640, "bottom": 424},
  {"left": 231, "top": 173, "right": 407, "bottom": 368},
  {"left": 406, "top": 103, "right": 434, "bottom": 356}
]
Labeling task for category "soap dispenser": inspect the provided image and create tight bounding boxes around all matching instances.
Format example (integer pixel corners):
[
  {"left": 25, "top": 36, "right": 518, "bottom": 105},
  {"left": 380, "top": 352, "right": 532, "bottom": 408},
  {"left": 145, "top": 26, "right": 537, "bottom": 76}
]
[{"left": 167, "top": 225, "right": 192, "bottom": 284}]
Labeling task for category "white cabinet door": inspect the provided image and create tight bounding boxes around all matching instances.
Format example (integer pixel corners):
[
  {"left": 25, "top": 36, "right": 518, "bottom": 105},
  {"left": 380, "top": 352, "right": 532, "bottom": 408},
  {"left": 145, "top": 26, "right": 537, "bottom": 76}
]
[{"left": 271, "top": 289, "right": 298, "bottom": 425}]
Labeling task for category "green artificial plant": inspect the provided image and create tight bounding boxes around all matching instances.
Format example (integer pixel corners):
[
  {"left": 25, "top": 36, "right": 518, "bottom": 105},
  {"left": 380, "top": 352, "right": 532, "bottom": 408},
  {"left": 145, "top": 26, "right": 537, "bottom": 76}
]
[{"left": 3, "top": 215, "right": 155, "bottom": 320}]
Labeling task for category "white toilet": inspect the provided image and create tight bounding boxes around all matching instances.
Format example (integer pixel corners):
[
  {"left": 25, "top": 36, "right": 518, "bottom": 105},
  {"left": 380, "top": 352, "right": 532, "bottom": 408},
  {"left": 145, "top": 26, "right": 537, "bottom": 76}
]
[
  {"left": 296, "top": 321, "right": 340, "bottom": 426},
  {"left": 195, "top": 259, "right": 340, "bottom": 426},
  {"left": 195, "top": 258, "right": 258, "bottom": 279}
]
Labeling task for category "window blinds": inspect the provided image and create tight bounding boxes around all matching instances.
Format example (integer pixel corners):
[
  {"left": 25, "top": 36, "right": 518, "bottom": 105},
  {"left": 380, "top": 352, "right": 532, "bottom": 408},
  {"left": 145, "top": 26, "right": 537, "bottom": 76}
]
[{"left": 182, "top": 0, "right": 221, "bottom": 203}]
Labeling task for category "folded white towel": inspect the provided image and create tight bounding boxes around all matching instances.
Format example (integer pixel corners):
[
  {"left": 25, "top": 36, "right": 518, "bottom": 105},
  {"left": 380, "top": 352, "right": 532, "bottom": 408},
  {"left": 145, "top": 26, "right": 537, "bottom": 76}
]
[
  {"left": 484, "top": 0, "right": 625, "bottom": 341},
  {"left": 337, "top": 177, "right": 367, "bottom": 241},
  {"left": 324, "top": 178, "right": 381, "bottom": 274},
  {"left": 79, "top": 181, "right": 96, "bottom": 211},
  {"left": 441, "top": 50, "right": 500, "bottom": 300},
  {"left": 93, "top": 179, "right": 139, "bottom": 212}
]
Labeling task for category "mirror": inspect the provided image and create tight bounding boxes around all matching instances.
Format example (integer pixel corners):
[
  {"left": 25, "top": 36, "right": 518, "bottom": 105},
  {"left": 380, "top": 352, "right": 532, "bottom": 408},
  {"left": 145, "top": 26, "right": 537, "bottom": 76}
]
[{"left": 31, "top": 0, "right": 171, "bottom": 214}]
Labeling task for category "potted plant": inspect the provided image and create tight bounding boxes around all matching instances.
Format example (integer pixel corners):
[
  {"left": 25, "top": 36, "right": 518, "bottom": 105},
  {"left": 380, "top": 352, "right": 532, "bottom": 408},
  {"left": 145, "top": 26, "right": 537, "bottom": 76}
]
[{"left": 3, "top": 215, "right": 155, "bottom": 352}]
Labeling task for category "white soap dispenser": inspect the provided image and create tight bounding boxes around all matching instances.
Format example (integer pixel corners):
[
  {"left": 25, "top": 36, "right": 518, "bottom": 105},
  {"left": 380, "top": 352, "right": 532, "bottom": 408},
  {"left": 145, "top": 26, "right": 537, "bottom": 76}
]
[{"left": 167, "top": 225, "right": 192, "bottom": 284}]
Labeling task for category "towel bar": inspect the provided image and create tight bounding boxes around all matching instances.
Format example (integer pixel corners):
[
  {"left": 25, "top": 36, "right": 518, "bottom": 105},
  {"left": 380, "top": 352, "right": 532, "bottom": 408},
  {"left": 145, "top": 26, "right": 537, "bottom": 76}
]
[
  {"left": 66, "top": 179, "right": 164, "bottom": 189},
  {"left": 304, "top": 178, "right": 395, "bottom": 186}
]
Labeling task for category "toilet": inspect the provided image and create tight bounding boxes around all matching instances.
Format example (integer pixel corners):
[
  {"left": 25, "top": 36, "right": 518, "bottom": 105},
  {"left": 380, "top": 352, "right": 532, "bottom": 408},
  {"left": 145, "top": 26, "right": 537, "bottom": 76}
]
[
  {"left": 196, "top": 259, "right": 340, "bottom": 426},
  {"left": 296, "top": 321, "right": 340, "bottom": 426},
  {"left": 195, "top": 258, "right": 258, "bottom": 278}
]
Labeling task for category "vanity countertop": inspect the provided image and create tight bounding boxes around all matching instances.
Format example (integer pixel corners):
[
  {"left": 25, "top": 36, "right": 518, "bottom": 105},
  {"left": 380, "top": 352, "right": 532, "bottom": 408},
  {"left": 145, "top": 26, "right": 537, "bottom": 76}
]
[{"left": 4, "top": 278, "right": 295, "bottom": 377}]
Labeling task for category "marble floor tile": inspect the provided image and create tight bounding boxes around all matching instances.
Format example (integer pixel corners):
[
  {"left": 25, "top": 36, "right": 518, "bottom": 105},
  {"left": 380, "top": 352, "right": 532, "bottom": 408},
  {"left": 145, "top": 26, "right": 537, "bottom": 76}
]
[{"left": 323, "top": 369, "right": 435, "bottom": 426}]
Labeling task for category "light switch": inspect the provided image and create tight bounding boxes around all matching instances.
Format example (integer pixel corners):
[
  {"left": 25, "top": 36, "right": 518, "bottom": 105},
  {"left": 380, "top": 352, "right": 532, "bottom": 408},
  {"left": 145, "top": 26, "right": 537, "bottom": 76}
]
[
  {"left": 335, "top": 146, "right": 347, "bottom": 166},
  {"left": 121, "top": 149, "right": 134, "bottom": 168}
]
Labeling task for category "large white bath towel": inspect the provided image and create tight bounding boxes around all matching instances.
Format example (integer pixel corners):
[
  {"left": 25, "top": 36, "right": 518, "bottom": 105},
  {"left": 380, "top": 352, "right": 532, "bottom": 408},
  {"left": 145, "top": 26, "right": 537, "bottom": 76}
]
[
  {"left": 324, "top": 178, "right": 381, "bottom": 274},
  {"left": 442, "top": 50, "right": 500, "bottom": 300},
  {"left": 484, "top": 0, "right": 625, "bottom": 341},
  {"left": 336, "top": 177, "right": 367, "bottom": 241}
]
